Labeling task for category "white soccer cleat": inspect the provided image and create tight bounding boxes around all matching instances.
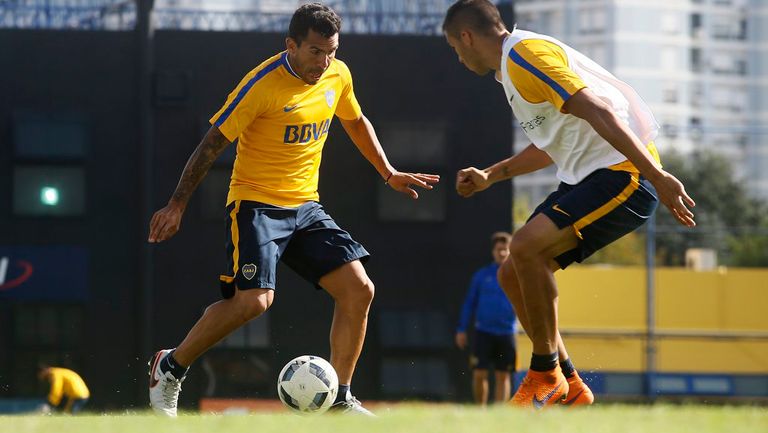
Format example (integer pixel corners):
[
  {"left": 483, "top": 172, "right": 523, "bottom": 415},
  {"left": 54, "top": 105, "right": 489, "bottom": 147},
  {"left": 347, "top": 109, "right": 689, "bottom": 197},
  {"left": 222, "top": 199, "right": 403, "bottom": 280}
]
[
  {"left": 148, "top": 349, "right": 185, "bottom": 417},
  {"left": 329, "top": 394, "right": 376, "bottom": 416}
]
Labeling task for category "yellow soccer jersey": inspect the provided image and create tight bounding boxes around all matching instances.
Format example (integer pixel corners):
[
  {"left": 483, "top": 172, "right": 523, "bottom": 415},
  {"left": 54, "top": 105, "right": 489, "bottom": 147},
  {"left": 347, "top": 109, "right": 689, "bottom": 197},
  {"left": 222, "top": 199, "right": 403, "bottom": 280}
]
[
  {"left": 47, "top": 368, "right": 90, "bottom": 406},
  {"left": 210, "top": 51, "right": 362, "bottom": 207},
  {"left": 506, "top": 39, "right": 660, "bottom": 172}
]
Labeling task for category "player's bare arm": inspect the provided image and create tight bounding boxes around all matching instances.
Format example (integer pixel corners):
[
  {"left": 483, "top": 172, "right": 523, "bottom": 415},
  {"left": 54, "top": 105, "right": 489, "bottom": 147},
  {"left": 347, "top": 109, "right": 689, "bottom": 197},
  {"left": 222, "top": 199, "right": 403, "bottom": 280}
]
[
  {"left": 148, "top": 126, "right": 232, "bottom": 243},
  {"left": 339, "top": 115, "right": 440, "bottom": 199},
  {"left": 456, "top": 144, "right": 553, "bottom": 198},
  {"left": 564, "top": 89, "right": 696, "bottom": 227}
]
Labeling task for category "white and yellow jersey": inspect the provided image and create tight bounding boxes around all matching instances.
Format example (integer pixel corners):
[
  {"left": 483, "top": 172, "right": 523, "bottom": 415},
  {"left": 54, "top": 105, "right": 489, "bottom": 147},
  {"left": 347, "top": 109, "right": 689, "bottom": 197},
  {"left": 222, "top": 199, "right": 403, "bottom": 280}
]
[
  {"left": 210, "top": 51, "right": 362, "bottom": 207},
  {"left": 500, "top": 29, "right": 660, "bottom": 184}
]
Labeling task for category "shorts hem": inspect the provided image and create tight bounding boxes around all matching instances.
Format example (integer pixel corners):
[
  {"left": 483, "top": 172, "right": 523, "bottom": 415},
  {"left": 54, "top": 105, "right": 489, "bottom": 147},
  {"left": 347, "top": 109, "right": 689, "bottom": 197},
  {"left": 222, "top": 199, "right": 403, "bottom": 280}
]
[
  {"left": 539, "top": 207, "right": 574, "bottom": 230},
  {"left": 312, "top": 250, "right": 371, "bottom": 290},
  {"left": 237, "top": 282, "right": 276, "bottom": 290}
]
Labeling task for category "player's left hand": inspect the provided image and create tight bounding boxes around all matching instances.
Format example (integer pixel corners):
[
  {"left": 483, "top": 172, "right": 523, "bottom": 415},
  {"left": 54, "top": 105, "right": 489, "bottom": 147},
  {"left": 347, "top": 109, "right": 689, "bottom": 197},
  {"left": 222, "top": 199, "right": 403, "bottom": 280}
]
[
  {"left": 386, "top": 171, "right": 440, "bottom": 199},
  {"left": 652, "top": 170, "right": 696, "bottom": 227}
]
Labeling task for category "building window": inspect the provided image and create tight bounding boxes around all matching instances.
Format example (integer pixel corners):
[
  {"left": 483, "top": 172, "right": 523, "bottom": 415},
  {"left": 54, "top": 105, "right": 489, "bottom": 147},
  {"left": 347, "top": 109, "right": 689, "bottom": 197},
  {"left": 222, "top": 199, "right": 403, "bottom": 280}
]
[
  {"left": 11, "top": 111, "right": 88, "bottom": 218},
  {"left": 662, "top": 82, "right": 679, "bottom": 103},
  {"left": 661, "top": 47, "right": 677, "bottom": 71},
  {"left": 710, "top": 52, "right": 747, "bottom": 75},
  {"left": 662, "top": 123, "right": 679, "bottom": 139},
  {"left": 689, "top": 117, "right": 703, "bottom": 140},
  {"left": 690, "top": 13, "right": 702, "bottom": 38},
  {"left": 689, "top": 82, "right": 704, "bottom": 107},
  {"left": 13, "top": 166, "right": 85, "bottom": 217},
  {"left": 579, "top": 7, "right": 606, "bottom": 34},
  {"left": 661, "top": 13, "right": 679, "bottom": 34},
  {"left": 13, "top": 112, "right": 88, "bottom": 159},
  {"left": 690, "top": 48, "right": 703, "bottom": 73}
]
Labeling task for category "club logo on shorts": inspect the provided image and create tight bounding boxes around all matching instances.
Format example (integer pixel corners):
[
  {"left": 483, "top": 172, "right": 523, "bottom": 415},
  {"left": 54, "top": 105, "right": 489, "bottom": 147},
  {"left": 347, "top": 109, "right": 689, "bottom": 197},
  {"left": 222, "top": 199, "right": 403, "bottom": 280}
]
[
  {"left": 242, "top": 264, "right": 257, "bottom": 280},
  {"left": 325, "top": 89, "right": 335, "bottom": 108}
]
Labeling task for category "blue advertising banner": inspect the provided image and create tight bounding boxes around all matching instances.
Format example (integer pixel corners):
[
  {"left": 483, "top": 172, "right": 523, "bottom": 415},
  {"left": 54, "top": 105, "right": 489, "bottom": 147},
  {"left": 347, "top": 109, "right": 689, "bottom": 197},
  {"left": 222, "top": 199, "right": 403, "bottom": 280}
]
[{"left": 0, "top": 246, "right": 88, "bottom": 301}]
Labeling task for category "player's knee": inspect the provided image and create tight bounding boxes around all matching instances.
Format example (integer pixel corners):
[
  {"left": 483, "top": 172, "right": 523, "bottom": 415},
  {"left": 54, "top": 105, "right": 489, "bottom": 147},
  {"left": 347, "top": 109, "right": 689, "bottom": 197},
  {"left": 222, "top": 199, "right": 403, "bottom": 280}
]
[
  {"left": 473, "top": 369, "right": 489, "bottom": 380},
  {"left": 508, "top": 236, "right": 535, "bottom": 263},
  {"left": 340, "top": 278, "right": 374, "bottom": 311},
  {"left": 238, "top": 290, "right": 273, "bottom": 320},
  {"left": 355, "top": 278, "right": 375, "bottom": 308}
]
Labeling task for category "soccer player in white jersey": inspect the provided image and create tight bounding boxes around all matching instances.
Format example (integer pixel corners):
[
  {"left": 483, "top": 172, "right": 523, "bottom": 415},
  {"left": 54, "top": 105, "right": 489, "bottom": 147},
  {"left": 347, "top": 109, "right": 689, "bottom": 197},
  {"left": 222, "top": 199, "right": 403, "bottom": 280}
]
[
  {"left": 146, "top": 3, "right": 439, "bottom": 416},
  {"left": 442, "top": 0, "right": 695, "bottom": 407}
]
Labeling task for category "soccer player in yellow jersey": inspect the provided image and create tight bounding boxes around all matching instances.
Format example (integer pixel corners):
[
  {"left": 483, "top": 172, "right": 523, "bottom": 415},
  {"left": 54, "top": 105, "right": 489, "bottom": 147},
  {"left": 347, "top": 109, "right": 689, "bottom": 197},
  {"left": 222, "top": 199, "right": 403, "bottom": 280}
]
[
  {"left": 38, "top": 365, "right": 90, "bottom": 414},
  {"left": 146, "top": 3, "right": 439, "bottom": 416},
  {"left": 442, "top": 0, "right": 695, "bottom": 408}
]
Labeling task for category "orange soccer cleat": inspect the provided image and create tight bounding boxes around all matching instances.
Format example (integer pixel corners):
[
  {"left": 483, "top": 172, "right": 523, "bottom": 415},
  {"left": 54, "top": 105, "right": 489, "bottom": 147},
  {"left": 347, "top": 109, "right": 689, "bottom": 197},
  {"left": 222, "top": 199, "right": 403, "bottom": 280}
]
[
  {"left": 562, "top": 372, "right": 595, "bottom": 406},
  {"left": 510, "top": 367, "right": 568, "bottom": 409}
]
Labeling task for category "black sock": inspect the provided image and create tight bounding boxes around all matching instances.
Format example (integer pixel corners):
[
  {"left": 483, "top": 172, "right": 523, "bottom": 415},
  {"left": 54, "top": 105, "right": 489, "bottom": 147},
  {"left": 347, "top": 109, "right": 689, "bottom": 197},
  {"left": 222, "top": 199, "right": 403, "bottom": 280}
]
[
  {"left": 160, "top": 350, "right": 189, "bottom": 379},
  {"left": 560, "top": 358, "right": 576, "bottom": 378},
  {"left": 529, "top": 352, "right": 558, "bottom": 372},
  {"left": 335, "top": 384, "right": 350, "bottom": 403}
]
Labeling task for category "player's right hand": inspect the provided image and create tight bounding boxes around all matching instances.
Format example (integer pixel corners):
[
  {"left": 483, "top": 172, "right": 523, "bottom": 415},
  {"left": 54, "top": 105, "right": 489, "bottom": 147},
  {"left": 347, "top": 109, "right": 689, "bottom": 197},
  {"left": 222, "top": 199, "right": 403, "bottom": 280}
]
[
  {"left": 148, "top": 202, "right": 185, "bottom": 243},
  {"left": 455, "top": 332, "right": 468, "bottom": 350},
  {"left": 456, "top": 167, "right": 491, "bottom": 198}
]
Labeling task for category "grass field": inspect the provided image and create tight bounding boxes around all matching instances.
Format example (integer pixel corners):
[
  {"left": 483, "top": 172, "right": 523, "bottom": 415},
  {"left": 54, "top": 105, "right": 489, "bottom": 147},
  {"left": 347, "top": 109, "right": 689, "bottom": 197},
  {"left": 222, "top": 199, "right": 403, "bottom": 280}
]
[{"left": 2, "top": 404, "right": 766, "bottom": 433}]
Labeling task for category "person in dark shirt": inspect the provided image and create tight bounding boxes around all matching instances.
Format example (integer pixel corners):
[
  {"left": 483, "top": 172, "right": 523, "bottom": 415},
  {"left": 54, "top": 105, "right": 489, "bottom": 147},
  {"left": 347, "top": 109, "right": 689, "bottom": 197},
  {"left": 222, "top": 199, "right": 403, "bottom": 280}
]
[{"left": 456, "top": 232, "right": 517, "bottom": 405}]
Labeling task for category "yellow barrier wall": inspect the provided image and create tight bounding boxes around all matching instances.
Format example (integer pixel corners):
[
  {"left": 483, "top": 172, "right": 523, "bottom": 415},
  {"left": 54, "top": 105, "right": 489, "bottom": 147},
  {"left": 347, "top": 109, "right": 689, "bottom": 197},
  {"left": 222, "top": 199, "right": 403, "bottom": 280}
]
[{"left": 513, "top": 266, "right": 768, "bottom": 374}]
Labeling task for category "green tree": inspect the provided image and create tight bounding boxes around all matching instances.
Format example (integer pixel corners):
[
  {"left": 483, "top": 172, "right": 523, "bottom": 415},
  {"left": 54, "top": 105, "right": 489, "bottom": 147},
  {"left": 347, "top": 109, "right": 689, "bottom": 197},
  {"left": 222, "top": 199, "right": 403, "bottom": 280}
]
[{"left": 656, "top": 151, "right": 768, "bottom": 267}]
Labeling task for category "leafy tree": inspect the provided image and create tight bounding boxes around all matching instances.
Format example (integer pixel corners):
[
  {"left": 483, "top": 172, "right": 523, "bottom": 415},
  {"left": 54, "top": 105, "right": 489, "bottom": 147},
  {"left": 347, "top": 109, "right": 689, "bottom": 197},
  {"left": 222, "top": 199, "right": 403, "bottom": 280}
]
[{"left": 656, "top": 151, "right": 768, "bottom": 267}]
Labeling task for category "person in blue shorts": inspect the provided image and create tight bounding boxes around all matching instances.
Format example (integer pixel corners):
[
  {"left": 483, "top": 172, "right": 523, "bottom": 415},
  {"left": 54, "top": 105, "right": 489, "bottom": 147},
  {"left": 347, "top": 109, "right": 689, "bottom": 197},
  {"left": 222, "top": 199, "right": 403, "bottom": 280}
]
[
  {"left": 443, "top": 0, "right": 695, "bottom": 407},
  {"left": 145, "top": 3, "right": 439, "bottom": 416},
  {"left": 456, "top": 232, "right": 517, "bottom": 405}
]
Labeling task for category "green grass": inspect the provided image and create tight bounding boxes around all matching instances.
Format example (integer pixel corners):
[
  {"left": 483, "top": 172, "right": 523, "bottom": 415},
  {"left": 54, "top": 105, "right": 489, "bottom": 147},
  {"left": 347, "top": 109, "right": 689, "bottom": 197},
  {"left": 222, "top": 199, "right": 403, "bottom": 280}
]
[{"left": 2, "top": 404, "right": 766, "bottom": 433}]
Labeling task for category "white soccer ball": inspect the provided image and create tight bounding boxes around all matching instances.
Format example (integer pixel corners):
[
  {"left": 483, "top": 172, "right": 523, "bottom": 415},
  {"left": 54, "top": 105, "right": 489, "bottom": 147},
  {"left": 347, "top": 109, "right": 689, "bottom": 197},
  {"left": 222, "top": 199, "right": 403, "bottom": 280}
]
[{"left": 277, "top": 355, "right": 339, "bottom": 414}]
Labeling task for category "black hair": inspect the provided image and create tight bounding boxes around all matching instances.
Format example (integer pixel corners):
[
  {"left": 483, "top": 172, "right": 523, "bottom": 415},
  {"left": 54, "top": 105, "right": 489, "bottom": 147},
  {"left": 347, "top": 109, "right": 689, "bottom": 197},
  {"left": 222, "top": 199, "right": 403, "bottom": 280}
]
[
  {"left": 288, "top": 3, "right": 342, "bottom": 45},
  {"left": 491, "top": 231, "right": 512, "bottom": 247},
  {"left": 443, "top": 0, "right": 507, "bottom": 38}
]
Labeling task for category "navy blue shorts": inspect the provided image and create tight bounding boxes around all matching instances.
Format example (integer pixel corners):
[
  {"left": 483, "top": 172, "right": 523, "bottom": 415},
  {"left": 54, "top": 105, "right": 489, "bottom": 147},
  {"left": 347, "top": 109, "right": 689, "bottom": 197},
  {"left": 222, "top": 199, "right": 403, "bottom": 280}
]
[
  {"left": 470, "top": 330, "right": 517, "bottom": 372},
  {"left": 219, "top": 200, "right": 370, "bottom": 298},
  {"left": 528, "top": 169, "right": 659, "bottom": 269}
]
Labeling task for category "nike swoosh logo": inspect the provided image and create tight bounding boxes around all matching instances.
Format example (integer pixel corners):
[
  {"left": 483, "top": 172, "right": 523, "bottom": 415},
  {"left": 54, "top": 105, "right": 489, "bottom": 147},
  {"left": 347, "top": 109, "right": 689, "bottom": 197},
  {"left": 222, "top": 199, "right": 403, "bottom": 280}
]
[
  {"left": 532, "top": 382, "right": 563, "bottom": 409},
  {"left": 283, "top": 105, "right": 298, "bottom": 112},
  {"left": 552, "top": 204, "right": 571, "bottom": 217},
  {"left": 149, "top": 353, "right": 161, "bottom": 388},
  {"left": 563, "top": 389, "right": 584, "bottom": 405}
]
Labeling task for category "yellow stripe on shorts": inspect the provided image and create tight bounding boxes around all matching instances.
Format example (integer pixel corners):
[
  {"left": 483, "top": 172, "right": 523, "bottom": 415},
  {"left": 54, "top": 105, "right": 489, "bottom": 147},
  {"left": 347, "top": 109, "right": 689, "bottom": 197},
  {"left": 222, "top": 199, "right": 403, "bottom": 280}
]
[{"left": 573, "top": 174, "right": 640, "bottom": 233}]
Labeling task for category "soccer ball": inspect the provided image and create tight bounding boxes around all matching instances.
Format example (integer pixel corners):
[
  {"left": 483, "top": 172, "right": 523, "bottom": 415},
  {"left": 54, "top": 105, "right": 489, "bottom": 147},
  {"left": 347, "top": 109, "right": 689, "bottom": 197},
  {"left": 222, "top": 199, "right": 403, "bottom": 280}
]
[{"left": 277, "top": 355, "right": 339, "bottom": 414}]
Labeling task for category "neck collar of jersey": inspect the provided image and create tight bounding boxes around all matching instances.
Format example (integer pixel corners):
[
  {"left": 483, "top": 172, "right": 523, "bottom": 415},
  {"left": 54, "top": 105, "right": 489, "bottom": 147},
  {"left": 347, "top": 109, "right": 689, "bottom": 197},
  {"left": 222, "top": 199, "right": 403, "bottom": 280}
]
[{"left": 281, "top": 51, "right": 302, "bottom": 80}]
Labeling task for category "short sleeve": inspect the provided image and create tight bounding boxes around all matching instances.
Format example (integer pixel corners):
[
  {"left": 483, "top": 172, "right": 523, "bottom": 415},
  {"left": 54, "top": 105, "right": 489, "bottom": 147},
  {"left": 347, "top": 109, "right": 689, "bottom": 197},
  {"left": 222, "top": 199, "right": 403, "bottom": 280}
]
[
  {"left": 333, "top": 60, "right": 363, "bottom": 121},
  {"left": 209, "top": 69, "right": 272, "bottom": 142},
  {"left": 506, "top": 39, "right": 587, "bottom": 110}
]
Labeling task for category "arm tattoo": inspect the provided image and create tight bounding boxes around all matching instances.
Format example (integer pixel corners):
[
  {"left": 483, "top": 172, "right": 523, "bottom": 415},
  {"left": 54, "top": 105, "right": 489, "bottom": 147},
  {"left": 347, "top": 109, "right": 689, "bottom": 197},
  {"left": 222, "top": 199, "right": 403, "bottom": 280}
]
[
  {"left": 502, "top": 165, "right": 512, "bottom": 178},
  {"left": 171, "top": 127, "right": 231, "bottom": 205}
]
